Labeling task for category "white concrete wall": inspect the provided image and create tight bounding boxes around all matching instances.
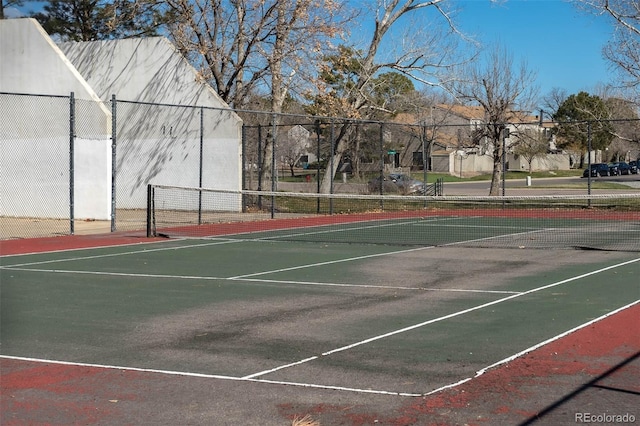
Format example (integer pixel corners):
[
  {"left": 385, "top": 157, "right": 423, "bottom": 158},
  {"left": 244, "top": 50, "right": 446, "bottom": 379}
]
[
  {"left": 61, "top": 37, "right": 243, "bottom": 210},
  {"left": 0, "top": 19, "right": 112, "bottom": 220},
  {"left": 0, "top": 137, "right": 69, "bottom": 218},
  {"left": 0, "top": 19, "right": 104, "bottom": 103},
  {"left": 0, "top": 137, "right": 110, "bottom": 219},
  {"left": 75, "top": 138, "right": 112, "bottom": 218},
  {"left": 511, "top": 153, "right": 571, "bottom": 172},
  {"left": 435, "top": 151, "right": 570, "bottom": 176},
  {"left": 1, "top": 19, "right": 242, "bottom": 222}
]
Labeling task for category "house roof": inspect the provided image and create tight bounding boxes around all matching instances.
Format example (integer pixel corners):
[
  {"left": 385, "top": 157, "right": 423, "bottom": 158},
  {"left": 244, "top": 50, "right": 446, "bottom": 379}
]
[
  {"left": 435, "top": 104, "right": 486, "bottom": 120},
  {"left": 436, "top": 104, "right": 544, "bottom": 125}
]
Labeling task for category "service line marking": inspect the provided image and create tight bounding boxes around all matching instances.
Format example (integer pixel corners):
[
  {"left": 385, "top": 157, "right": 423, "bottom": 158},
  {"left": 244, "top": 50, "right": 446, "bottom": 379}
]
[
  {"left": 242, "top": 257, "right": 640, "bottom": 380},
  {"left": 1, "top": 266, "right": 520, "bottom": 295}
]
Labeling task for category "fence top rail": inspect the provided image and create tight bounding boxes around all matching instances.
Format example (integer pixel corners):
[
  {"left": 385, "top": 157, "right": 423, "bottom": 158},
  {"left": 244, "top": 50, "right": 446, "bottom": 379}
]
[
  {"left": 3, "top": 91, "right": 639, "bottom": 130},
  {"left": 0, "top": 91, "right": 70, "bottom": 99}
]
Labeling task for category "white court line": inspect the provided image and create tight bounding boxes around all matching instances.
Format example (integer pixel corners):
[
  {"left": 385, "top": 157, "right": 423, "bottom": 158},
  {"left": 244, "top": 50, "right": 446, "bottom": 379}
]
[
  {"left": 247, "top": 217, "right": 444, "bottom": 241},
  {"left": 0, "top": 355, "right": 422, "bottom": 397},
  {"left": 1, "top": 299, "right": 636, "bottom": 398},
  {"left": 0, "top": 238, "right": 243, "bottom": 269},
  {"left": 0, "top": 215, "right": 529, "bottom": 271},
  {"left": 441, "top": 228, "right": 558, "bottom": 247},
  {"left": 238, "top": 277, "right": 522, "bottom": 294},
  {"left": 3, "top": 225, "right": 638, "bottom": 394},
  {"left": 414, "top": 224, "right": 540, "bottom": 229},
  {"left": 241, "top": 257, "right": 640, "bottom": 380},
  {"left": 229, "top": 245, "right": 434, "bottom": 279},
  {"left": 422, "top": 299, "right": 640, "bottom": 396},
  {"left": 3, "top": 267, "right": 227, "bottom": 282},
  {"left": 205, "top": 216, "right": 447, "bottom": 241},
  {"left": 0, "top": 238, "right": 172, "bottom": 258},
  {"left": 0, "top": 216, "right": 447, "bottom": 269},
  {"left": 1, "top": 266, "right": 520, "bottom": 295}
]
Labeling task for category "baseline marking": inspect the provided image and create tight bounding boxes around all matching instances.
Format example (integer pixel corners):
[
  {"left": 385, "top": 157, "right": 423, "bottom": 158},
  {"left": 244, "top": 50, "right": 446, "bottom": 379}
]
[
  {"left": 1, "top": 300, "right": 635, "bottom": 398},
  {"left": 0, "top": 355, "right": 421, "bottom": 397}
]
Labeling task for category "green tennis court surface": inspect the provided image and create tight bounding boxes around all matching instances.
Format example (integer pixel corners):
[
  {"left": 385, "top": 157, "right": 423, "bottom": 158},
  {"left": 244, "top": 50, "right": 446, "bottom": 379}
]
[{"left": 2, "top": 224, "right": 638, "bottom": 397}]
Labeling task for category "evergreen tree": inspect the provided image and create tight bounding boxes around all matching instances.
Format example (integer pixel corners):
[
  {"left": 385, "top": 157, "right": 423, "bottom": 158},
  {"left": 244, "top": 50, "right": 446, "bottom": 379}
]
[
  {"left": 553, "top": 91, "right": 615, "bottom": 159},
  {"left": 32, "top": 0, "right": 166, "bottom": 41}
]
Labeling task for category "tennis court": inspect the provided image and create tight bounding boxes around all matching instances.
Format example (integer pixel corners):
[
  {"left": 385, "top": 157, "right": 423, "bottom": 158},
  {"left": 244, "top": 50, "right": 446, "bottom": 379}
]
[{"left": 1, "top": 191, "right": 639, "bottom": 425}]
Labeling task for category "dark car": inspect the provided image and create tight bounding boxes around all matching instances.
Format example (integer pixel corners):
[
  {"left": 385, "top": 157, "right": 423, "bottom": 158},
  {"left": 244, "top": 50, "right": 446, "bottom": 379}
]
[
  {"left": 608, "top": 162, "right": 631, "bottom": 175},
  {"left": 368, "top": 173, "right": 426, "bottom": 194},
  {"left": 629, "top": 160, "right": 639, "bottom": 174},
  {"left": 582, "top": 163, "right": 609, "bottom": 177}
]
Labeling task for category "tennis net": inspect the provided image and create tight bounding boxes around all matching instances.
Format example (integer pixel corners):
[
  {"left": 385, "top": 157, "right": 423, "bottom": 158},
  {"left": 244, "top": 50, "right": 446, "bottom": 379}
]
[{"left": 147, "top": 184, "right": 640, "bottom": 252}]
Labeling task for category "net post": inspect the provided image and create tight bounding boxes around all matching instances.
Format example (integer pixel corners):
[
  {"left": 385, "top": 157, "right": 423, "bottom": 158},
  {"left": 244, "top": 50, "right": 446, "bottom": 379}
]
[{"left": 146, "top": 184, "right": 153, "bottom": 237}]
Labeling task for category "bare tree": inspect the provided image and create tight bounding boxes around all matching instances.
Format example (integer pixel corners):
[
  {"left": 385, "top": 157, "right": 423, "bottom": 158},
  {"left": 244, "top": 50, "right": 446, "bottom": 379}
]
[
  {"left": 603, "top": 95, "right": 640, "bottom": 159},
  {"left": 310, "top": 0, "right": 476, "bottom": 193},
  {"left": 572, "top": 0, "right": 640, "bottom": 101},
  {"left": 279, "top": 125, "right": 310, "bottom": 177},
  {"left": 166, "top": 0, "right": 346, "bottom": 184},
  {"left": 446, "top": 45, "right": 538, "bottom": 195},
  {"left": 542, "top": 87, "right": 568, "bottom": 119},
  {"left": 166, "top": 0, "right": 345, "bottom": 110},
  {"left": 512, "top": 128, "right": 549, "bottom": 174},
  {"left": 1, "top": 0, "right": 20, "bottom": 19}
]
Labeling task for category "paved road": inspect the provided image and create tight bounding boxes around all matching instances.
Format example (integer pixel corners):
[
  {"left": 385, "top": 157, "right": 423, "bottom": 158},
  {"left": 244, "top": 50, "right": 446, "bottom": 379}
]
[
  {"left": 279, "top": 174, "right": 640, "bottom": 196},
  {"left": 443, "top": 174, "right": 640, "bottom": 196}
]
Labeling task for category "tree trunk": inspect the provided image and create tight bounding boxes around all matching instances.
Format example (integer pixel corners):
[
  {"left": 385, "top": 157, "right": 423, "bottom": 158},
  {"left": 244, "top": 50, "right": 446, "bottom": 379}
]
[
  {"left": 320, "top": 151, "right": 343, "bottom": 193},
  {"left": 489, "top": 144, "right": 502, "bottom": 196}
]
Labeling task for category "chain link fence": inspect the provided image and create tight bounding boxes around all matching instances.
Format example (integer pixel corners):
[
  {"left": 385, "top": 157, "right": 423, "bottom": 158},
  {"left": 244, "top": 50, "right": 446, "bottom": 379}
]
[
  {"left": 2, "top": 91, "right": 639, "bottom": 239},
  {"left": 239, "top": 113, "right": 447, "bottom": 199},
  {"left": 1, "top": 93, "right": 72, "bottom": 238}
]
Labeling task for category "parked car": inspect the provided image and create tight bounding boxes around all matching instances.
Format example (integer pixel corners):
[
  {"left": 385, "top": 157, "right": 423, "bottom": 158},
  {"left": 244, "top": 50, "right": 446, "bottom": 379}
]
[
  {"left": 368, "top": 173, "right": 426, "bottom": 194},
  {"left": 608, "top": 162, "right": 631, "bottom": 175},
  {"left": 629, "top": 160, "right": 639, "bottom": 174},
  {"left": 582, "top": 163, "right": 609, "bottom": 177}
]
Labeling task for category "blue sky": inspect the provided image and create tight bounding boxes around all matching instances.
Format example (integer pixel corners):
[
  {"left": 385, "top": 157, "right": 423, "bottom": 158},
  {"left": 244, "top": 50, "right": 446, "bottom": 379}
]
[
  {"left": 8, "top": 0, "right": 614, "bottom": 100},
  {"left": 452, "top": 0, "right": 614, "bottom": 98}
]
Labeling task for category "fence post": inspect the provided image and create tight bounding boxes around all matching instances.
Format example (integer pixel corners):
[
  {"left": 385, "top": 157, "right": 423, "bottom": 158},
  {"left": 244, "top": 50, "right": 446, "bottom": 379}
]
[
  {"left": 315, "top": 119, "right": 321, "bottom": 213},
  {"left": 69, "top": 92, "right": 75, "bottom": 235},
  {"left": 241, "top": 124, "right": 247, "bottom": 212},
  {"left": 379, "top": 122, "right": 384, "bottom": 209},
  {"left": 111, "top": 94, "right": 117, "bottom": 232},
  {"left": 422, "top": 124, "right": 427, "bottom": 185},
  {"left": 329, "top": 119, "right": 335, "bottom": 214},
  {"left": 198, "top": 106, "right": 204, "bottom": 224},
  {"left": 270, "top": 113, "right": 277, "bottom": 219},
  {"left": 257, "top": 124, "right": 263, "bottom": 210},
  {"left": 587, "top": 121, "right": 592, "bottom": 206}
]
